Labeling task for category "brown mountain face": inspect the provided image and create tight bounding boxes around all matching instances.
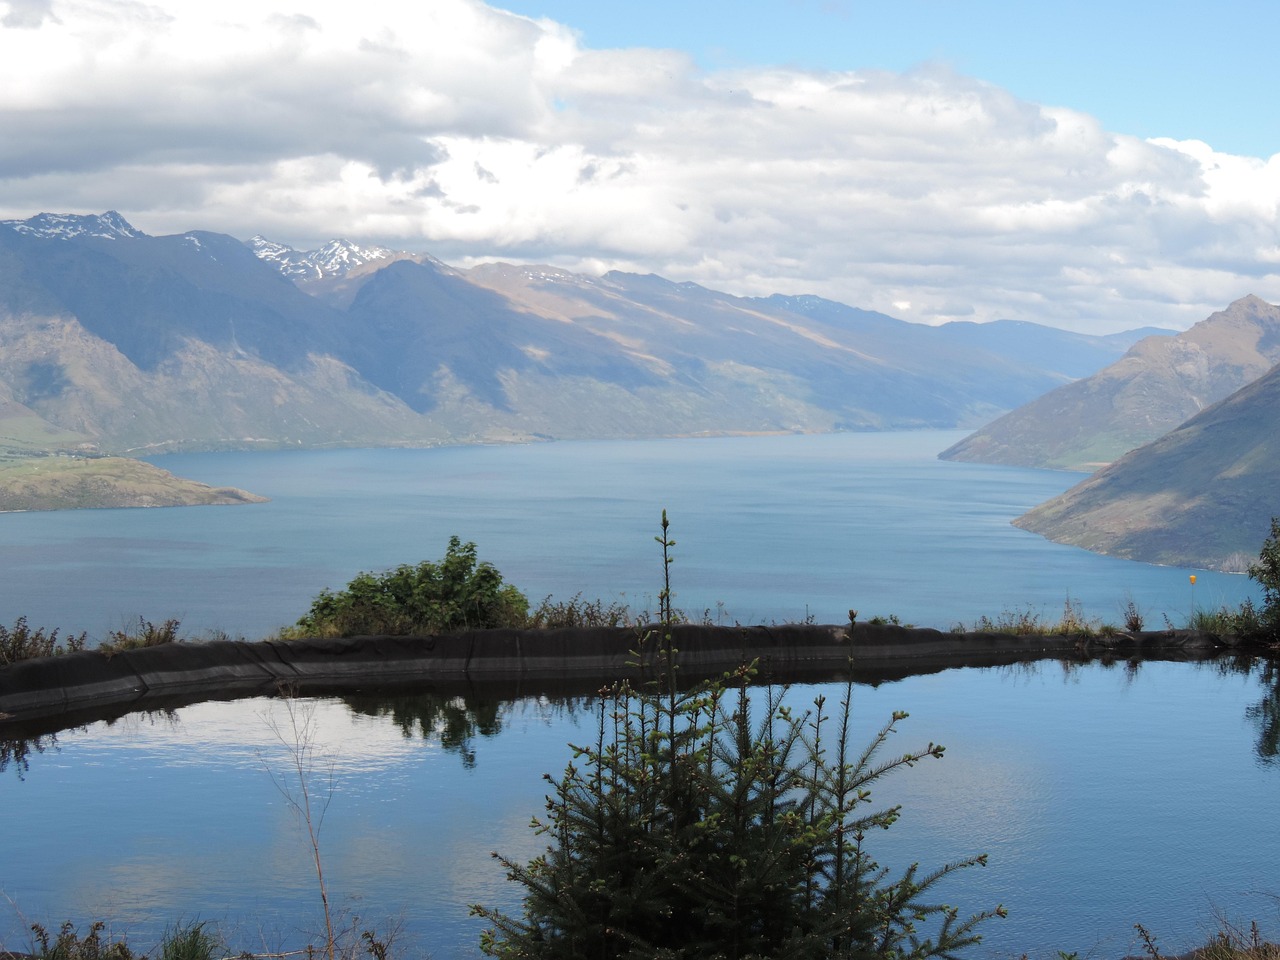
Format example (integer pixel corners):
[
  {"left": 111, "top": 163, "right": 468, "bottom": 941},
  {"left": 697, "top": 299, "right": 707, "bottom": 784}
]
[
  {"left": 939, "top": 295, "right": 1280, "bottom": 472},
  {"left": 1, "top": 212, "right": 1158, "bottom": 459},
  {"left": 1013, "top": 361, "right": 1280, "bottom": 571}
]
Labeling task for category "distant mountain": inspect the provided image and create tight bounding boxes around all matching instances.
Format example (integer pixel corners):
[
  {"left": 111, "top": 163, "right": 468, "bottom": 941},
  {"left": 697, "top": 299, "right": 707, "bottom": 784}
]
[
  {"left": 939, "top": 295, "right": 1280, "bottom": 471},
  {"left": 1014, "top": 361, "right": 1280, "bottom": 571},
  {"left": 0, "top": 211, "right": 1164, "bottom": 460},
  {"left": 247, "top": 235, "right": 400, "bottom": 282},
  {"left": 0, "top": 216, "right": 445, "bottom": 454},
  {"left": 0, "top": 210, "right": 145, "bottom": 241}
]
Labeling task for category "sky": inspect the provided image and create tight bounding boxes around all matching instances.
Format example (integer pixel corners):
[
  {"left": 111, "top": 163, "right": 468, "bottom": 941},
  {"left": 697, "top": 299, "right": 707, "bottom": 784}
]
[{"left": 2, "top": 0, "right": 1279, "bottom": 334}]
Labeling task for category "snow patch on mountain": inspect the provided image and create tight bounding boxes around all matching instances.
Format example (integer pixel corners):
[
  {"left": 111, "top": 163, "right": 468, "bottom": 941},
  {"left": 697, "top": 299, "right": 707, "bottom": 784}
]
[
  {"left": 1, "top": 211, "right": 146, "bottom": 240},
  {"left": 247, "top": 235, "right": 397, "bottom": 281}
]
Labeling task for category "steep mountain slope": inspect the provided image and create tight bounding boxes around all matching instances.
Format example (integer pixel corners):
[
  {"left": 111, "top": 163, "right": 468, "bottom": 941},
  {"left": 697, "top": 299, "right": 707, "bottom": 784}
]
[
  {"left": 0, "top": 211, "right": 1166, "bottom": 458},
  {"left": 449, "top": 263, "right": 1151, "bottom": 436},
  {"left": 1014, "top": 362, "right": 1280, "bottom": 570},
  {"left": 939, "top": 295, "right": 1280, "bottom": 471},
  {"left": 0, "top": 216, "right": 446, "bottom": 453}
]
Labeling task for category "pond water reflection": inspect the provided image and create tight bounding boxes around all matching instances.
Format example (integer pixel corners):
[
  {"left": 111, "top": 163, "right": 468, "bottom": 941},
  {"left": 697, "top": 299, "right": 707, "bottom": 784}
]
[{"left": 1, "top": 656, "right": 1277, "bottom": 960}]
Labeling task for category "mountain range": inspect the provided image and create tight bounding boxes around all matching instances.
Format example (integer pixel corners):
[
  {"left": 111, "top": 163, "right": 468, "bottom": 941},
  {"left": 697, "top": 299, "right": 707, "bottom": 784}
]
[
  {"left": 1014, "top": 358, "right": 1280, "bottom": 571},
  {"left": 938, "top": 295, "right": 1280, "bottom": 472},
  {"left": 14, "top": 210, "right": 1272, "bottom": 571},
  {"left": 0, "top": 211, "right": 1156, "bottom": 458},
  {"left": 930, "top": 293, "right": 1280, "bottom": 570}
]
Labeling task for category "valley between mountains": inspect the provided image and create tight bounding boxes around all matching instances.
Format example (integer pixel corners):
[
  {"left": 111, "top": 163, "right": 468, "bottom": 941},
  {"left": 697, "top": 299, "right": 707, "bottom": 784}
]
[{"left": 2, "top": 211, "right": 1276, "bottom": 570}]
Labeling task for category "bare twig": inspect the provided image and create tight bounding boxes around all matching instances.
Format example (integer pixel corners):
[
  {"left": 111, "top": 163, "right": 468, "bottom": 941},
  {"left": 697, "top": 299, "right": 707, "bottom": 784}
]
[{"left": 260, "top": 695, "right": 337, "bottom": 960}]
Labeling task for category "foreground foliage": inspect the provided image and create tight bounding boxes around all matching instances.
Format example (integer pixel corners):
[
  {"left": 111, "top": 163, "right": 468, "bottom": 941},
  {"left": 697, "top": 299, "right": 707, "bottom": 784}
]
[
  {"left": 1248, "top": 517, "right": 1280, "bottom": 642},
  {"left": 473, "top": 512, "right": 1002, "bottom": 959},
  {"left": 294, "top": 536, "right": 529, "bottom": 637},
  {"left": 0, "top": 617, "right": 85, "bottom": 665},
  {"left": 26, "top": 920, "right": 220, "bottom": 960}
]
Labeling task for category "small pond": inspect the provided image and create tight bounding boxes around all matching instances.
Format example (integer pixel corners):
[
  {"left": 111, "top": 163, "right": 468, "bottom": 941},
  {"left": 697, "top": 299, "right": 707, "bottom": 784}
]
[{"left": 2, "top": 655, "right": 1277, "bottom": 959}]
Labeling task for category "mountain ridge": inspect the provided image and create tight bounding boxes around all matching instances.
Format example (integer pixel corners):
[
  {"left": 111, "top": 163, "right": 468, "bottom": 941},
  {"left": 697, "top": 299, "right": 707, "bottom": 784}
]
[
  {"left": 939, "top": 294, "right": 1280, "bottom": 472},
  {"left": 0, "top": 211, "right": 1165, "bottom": 459},
  {"left": 1013, "top": 359, "right": 1280, "bottom": 571}
]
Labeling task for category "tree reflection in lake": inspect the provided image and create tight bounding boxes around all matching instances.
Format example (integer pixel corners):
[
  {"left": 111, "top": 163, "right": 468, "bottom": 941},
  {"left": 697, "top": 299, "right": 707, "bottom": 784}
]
[
  {"left": 1242, "top": 657, "right": 1279, "bottom": 764},
  {"left": 340, "top": 690, "right": 587, "bottom": 769},
  {"left": 0, "top": 729, "right": 59, "bottom": 779},
  {"left": 991, "top": 652, "right": 1280, "bottom": 767}
]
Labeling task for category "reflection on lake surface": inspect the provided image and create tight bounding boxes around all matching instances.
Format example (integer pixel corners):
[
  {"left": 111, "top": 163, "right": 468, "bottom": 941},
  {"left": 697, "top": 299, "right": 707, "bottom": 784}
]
[{"left": 2, "top": 656, "right": 1278, "bottom": 960}]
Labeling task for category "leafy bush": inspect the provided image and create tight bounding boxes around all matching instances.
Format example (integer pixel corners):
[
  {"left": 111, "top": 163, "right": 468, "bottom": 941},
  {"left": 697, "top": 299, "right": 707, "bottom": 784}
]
[
  {"left": 473, "top": 513, "right": 1002, "bottom": 959},
  {"left": 0, "top": 617, "right": 86, "bottom": 665},
  {"left": 295, "top": 536, "right": 529, "bottom": 637},
  {"left": 1248, "top": 517, "right": 1280, "bottom": 642}
]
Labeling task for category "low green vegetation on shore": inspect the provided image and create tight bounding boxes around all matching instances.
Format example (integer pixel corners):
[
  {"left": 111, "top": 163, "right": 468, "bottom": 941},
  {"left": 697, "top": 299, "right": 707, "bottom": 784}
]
[{"left": 4, "top": 518, "right": 1280, "bottom": 664}]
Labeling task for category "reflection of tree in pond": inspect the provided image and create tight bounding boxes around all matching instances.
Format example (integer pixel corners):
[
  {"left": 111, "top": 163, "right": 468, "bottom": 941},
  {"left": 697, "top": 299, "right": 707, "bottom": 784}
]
[
  {"left": 1244, "top": 658, "right": 1279, "bottom": 765},
  {"left": 342, "top": 692, "right": 582, "bottom": 769},
  {"left": 998, "top": 654, "right": 1280, "bottom": 766},
  {"left": 2, "top": 708, "right": 178, "bottom": 780},
  {"left": 1, "top": 731, "right": 59, "bottom": 779}
]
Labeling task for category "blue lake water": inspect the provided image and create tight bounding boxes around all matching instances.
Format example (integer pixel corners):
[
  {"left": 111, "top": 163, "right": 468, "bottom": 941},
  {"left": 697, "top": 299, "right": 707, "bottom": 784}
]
[
  {"left": 1, "top": 431, "right": 1276, "bottom": 959},
  {"left": 0, "top": 431, "right": 1260, "bottom": 638},
  {"left": 2, "top": 660, "right": 1277, "bottom": 959}
]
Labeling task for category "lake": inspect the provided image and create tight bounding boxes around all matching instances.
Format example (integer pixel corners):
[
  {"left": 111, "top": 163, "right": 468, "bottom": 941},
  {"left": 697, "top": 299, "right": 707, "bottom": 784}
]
[
  {"left": 2, "top": 659, "right": 1277, "bottom": 959},
  {"left": 0, "top": 431, "right": 1261, "bottom": 639},
  {"left": 0, "top": 431, "right": 1275, "bottom": 958}
]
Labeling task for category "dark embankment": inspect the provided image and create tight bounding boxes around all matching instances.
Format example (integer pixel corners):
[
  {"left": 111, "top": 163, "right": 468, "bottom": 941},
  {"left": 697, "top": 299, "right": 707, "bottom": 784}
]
[{"left": 0, "top": 623, "right": 1255, "bottom": 737}]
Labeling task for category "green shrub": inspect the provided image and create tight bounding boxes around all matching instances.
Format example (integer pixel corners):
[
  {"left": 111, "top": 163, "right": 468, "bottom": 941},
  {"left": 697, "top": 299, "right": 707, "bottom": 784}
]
[
  {"left": 26, "top": 920, "right": 222, "bottom": 960},
  {"left": 1248, "top": 517, "right": 1280, "bottom": 642},
  {"left": 1121, "top": 596, "right": 1145, "bottom": 632},
  {"left": 99, "top": 618, "right": 182, "bottom": 656},
  {"left": 973, "top": 606, "right": 1043, "bottom": 635},
  {"left": 295, "top": 536, "right": 529, "bottom": 637},
  {"left": 971, "top": 598, "right": 1098, "bottom": 637},
  {"left": 0, "top": 617, "right": 86, "bottom": 665},
  {"left": 30, "top": 921, "right": 133, "bottom": 960},
  {"left": 1189, "top": 606, "right": 1249, "bottom": 636},
  {"left": 473, "top": 512, "right": 1002, "bottom": 959},
  {"left": 156, "top": 922, "right": 220, "bottom": 960},
  {"left": 527, "top": 593, "right": 633, "bottom": 628}
]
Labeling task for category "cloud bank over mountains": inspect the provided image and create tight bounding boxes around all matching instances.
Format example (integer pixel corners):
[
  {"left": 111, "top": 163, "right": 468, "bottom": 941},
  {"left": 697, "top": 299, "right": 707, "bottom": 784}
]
[{"left": 2, "top": 0, "right": 1278, "bottom": 333}]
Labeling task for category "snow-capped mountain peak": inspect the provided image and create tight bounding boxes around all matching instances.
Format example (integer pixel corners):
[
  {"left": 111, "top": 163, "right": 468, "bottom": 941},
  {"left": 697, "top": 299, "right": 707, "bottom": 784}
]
[
  {"left": 247, "top": 235, "right": 396, "bottom": 281},
  {"left": 1, "top": 210, "right": 147, "bottom": 241}
]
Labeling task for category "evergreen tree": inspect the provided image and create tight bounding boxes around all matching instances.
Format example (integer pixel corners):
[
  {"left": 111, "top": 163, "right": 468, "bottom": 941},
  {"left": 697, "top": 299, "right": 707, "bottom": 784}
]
[
  {"left": 1248, "top": 516, "right": 1280, "bottom": 641},
  {"left": 473, "top": 512, "right": 1001, "bottom": 959}
]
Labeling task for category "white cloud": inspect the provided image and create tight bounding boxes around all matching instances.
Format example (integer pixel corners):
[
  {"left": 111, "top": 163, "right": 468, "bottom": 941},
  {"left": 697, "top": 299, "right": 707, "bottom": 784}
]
[{"left": 2, "top": 0, "right": 1278, "bottom": 333}]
